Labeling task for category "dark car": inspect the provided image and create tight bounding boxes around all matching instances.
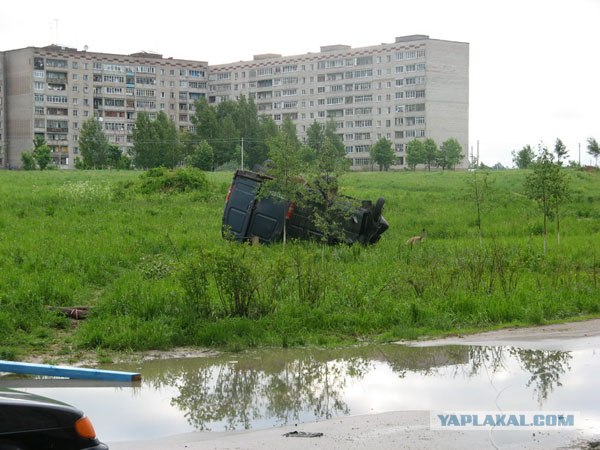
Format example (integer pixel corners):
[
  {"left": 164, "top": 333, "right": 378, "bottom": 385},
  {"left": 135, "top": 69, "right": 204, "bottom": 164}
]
[
  {"left": 0, "top": 388, "right": 108, "bottom": 450},
  {"left": 222, "top": 169, "right": 389, "bottom": 245}
]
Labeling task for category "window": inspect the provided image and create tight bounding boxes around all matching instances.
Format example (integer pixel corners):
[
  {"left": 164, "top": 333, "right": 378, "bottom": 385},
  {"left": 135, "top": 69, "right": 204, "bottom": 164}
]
[
  {"left": 34, "top": 71, "right": 45, "bottom": 79},
  {"left": 34, "top": 82, "right": 45, "bottom": 90},
  {"left": 136, "top": 66, "right": 156, "bottom": 74},
  {"left": 47, "top": 95, "right": 68, "bottom": 103},
  {"left": 355, "top": 107, "right": 372, "bottom": 115},
  {"left": 354, "top": 69, "right": 373, "bottom": 78},
  {"left": 405, "top": 103, "right": 425, "bottom": 112},
  {"left": 104, "top": 75, "right": 125, "bottom": 83},
  {"left": 257, "top": 67, "right": 273, "bottom": 76},
  {"left": 189, "top": 81, "right": 207, "bottom": 89},
  {"left": 46, "top": 58, "right": 67, "bottom": 68},
  {"left": 135, "top": 89, "right": 155, "bottom": 97},
  {"left": 354, "top": 94, "right": 372, "bottom": 103},
  {"left": 353, "top": 158, "right": 371, "bottom": 166},
  {"left": 103, "top": 64, "right": 124, "bottom": 72},
  {"left": 105, "top": 87, "right": 123, "bottom": 95}
]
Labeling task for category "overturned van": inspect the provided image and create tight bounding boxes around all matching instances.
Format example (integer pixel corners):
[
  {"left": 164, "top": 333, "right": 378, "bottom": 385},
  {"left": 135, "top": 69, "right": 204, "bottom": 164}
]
[{"left": 222, "top": 170, "right": 389, "bottom": 245}]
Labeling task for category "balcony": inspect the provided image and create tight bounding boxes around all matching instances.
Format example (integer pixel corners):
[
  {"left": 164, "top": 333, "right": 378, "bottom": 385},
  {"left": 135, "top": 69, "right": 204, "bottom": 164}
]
[
  {"left": 47, "top": 126, "right": 68, "bottom": 133},
  {"left": 46, "top": 71, "right": 68, "bottom": 84},
  {"left": 47, "top": 83, "right": 66, "bottom": 91},
  {"left": 46, "top": 108, "right": 68, "bottom": 116},
  {"left": 47, "top": 133, "right": 68, "bottom": 142}
]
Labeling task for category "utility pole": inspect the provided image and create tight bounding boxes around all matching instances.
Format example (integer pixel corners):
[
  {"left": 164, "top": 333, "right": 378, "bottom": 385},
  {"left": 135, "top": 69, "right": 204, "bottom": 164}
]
[
  {"left": 241, "top": 137, "right": 244, "bottom": 170},
  {"left": 578, "top": 142, "right": 581, "bottom": 166}
]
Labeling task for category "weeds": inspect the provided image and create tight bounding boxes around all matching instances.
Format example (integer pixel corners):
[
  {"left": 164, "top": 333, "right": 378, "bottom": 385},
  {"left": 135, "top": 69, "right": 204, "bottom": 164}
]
[{"left": 0, "top": 169, "right": 599, "bottom": 355}]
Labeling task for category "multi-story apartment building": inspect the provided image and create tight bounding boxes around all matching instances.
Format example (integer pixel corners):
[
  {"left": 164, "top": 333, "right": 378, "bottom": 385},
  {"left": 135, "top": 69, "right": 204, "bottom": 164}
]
[
  {"left": 0, "top": 45, "right": 209, "bottom": 168},
  {"left": 0, "top": 35, "right": 468, "bottom": 169}
]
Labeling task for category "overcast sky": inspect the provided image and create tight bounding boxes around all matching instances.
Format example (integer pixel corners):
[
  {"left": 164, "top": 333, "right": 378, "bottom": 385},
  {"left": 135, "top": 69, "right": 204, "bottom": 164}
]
[{"left": 2, "top": 0, "right": 599, "bottom": 166}]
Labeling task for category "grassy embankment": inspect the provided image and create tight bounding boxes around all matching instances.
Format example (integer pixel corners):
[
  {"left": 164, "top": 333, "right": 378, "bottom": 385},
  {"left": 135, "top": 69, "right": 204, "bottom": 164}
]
[{"left": 0, "top": 168, "right": 599, "bottom": 361}]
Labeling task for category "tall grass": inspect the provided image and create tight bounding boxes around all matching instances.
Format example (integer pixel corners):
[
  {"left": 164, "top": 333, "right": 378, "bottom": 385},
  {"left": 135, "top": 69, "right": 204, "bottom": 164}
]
[{"left": 0, "top": 168, "right": 599, "bottom": 357}]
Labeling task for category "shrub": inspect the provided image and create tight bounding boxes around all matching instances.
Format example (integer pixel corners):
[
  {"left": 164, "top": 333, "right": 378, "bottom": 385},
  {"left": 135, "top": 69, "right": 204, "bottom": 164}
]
[{"left": 138, "top": 167, "right": 209, "bottom": 194}]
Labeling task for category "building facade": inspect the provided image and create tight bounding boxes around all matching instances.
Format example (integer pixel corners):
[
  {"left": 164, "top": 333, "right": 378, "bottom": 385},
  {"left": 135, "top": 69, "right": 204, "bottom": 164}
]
[{"left": 0, "top": 35, "right": 468, "bottom": 169}]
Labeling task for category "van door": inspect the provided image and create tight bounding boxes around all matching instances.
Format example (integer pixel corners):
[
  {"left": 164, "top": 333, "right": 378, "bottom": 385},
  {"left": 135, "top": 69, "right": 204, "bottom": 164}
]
[{"left": 221, "top": 173, "right": 261, "bottom": 241}]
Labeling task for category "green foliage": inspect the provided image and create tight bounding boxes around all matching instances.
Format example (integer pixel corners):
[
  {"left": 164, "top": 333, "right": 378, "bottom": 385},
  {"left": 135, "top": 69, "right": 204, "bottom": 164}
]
[
  {"left": 438, "top": 138, "right": 463, "bottom": 170},
  {"left": 423, "top": 138, "right": 438, "bottom": 171},
  {"left": 264, "top": 119, "right": 306, "bottom": 198},
  {"left": 315, "top": 135, "right": 349, "bottom": 178},
  {"left": 191, "top": 96, "right": 266, "bottom": 169},
  {"left": 512, "top": 145, "right": 536, "bottom": 169},
  {"left": 370, "top": 137, "right": 395, "bottom": 171},
  {"left": 132, "top": 111, "right": 181, "bottom": 169},
  {"left": 137, "top": 167, "right": 209, "bottom": 194},
  {"left": 554, "top": 138, "right": 568, "bottom": 164},
  {"left": 32, "top": 135, "right": 52, "bottom": 170},
  {"left": 106, "top": 144, "right": 131, "bottom": 169},
  {"left": 79, "top": 118, "right": 110, "bottom": 168},
  {"left": 525, "top": 149, "right": 571, "bottom": 253},
  {"left": 306, "top": 120, "right": 325, "bottom": 153},
  {"left": 465, "top": 170, "right": 494, "bottom": 244},
  {"left": 21, "top": 151, "right": 37, "bottom": 170},
  {"left": 587, "top": 137, "right": 600, "bottom": 166},
  {"left": 185, "top": 140, "right": 214, "bottom": 171},
  {"left": 406, "top": 139, "right": 424, "bottom": 170}
]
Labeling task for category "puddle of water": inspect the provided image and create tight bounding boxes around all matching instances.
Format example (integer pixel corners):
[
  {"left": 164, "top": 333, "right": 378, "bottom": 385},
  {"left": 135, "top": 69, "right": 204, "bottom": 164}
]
[{"left": 3, "top": 339, "right": 600, "bottom": 442}]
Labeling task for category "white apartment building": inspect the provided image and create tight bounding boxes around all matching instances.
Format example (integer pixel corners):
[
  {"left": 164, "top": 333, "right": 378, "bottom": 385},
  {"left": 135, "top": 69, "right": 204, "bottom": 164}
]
[{"left": 0, "top": 35, "right": 468, "bottom": 169}]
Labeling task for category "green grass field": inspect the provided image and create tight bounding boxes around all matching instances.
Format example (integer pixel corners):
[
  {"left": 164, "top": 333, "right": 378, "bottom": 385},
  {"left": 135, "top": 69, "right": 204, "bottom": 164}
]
[{"left": 1, "top": 168, "right": 599, "bottom": 361}]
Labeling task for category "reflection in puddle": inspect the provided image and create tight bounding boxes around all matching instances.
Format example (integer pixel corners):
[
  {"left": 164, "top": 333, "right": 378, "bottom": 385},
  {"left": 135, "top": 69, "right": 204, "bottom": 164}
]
[{"left": 5, "top": 342, "right": 600, "bottom": 442}]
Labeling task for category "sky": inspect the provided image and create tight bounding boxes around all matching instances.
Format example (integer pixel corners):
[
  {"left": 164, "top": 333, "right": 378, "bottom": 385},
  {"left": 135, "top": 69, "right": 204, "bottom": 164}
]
[{"left": 1, "top": 0, "right": 599, "bottom": 167}]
